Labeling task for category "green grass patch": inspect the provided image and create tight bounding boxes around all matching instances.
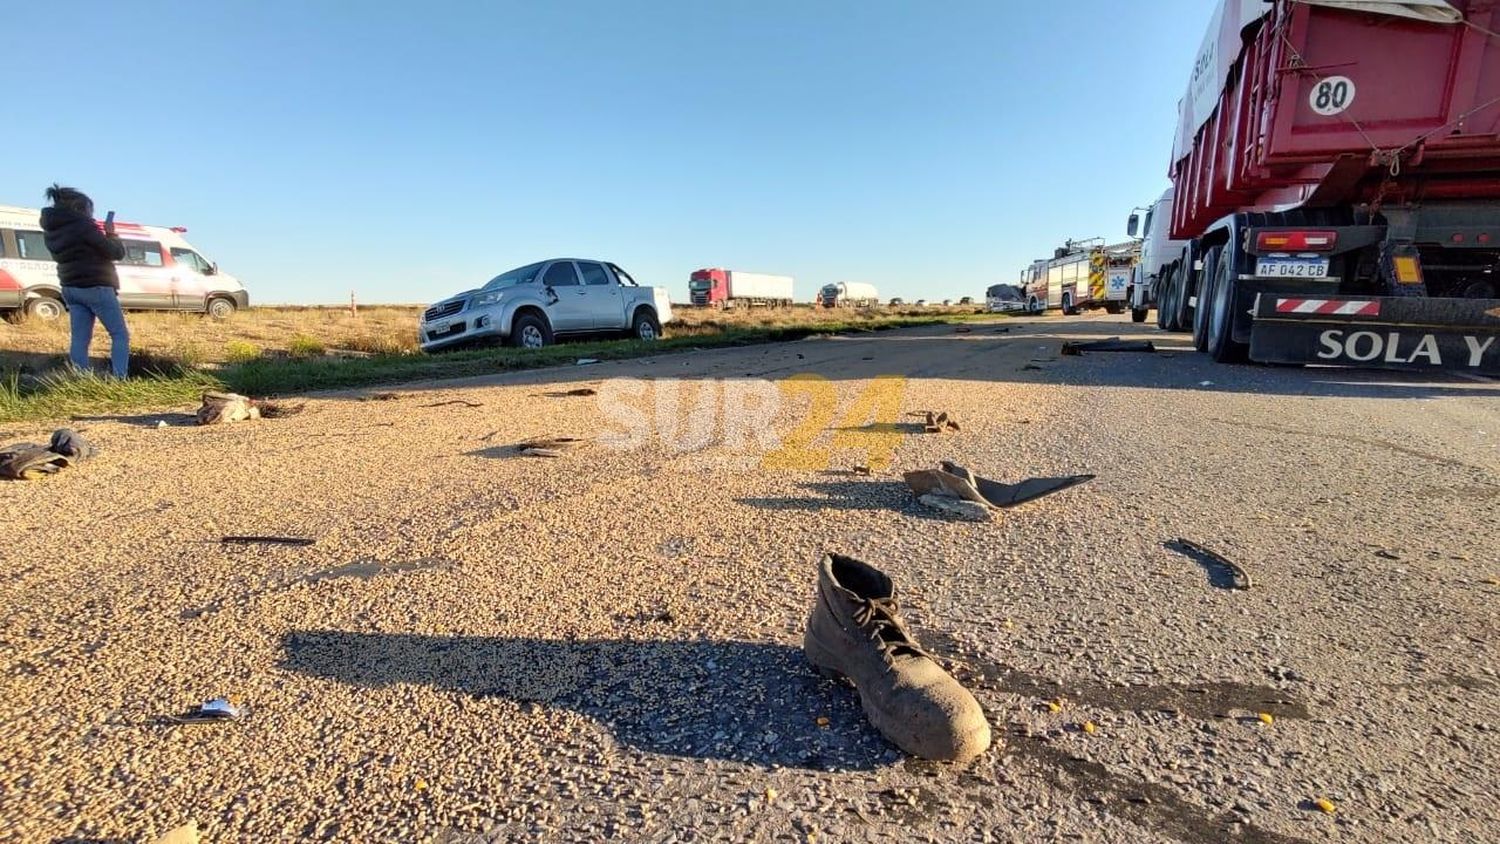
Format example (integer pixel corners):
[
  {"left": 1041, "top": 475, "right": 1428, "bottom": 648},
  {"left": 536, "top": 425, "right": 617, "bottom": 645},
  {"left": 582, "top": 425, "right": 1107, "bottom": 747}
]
[
  {"left": 0, "top": 369, "right": 220, "bottom": 425},
  {"left": 0, "top": 314, "right": 990, "bottom": 424}
]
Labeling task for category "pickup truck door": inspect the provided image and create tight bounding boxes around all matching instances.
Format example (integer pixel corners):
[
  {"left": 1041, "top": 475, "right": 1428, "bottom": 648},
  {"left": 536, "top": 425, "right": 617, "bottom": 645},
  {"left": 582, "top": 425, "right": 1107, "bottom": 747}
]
[
  {"left": 540, "top": 261, "right": 592, "bottom": 332},
  {"left": 577, "top": 261, "right": 625, "bottom": 329}
]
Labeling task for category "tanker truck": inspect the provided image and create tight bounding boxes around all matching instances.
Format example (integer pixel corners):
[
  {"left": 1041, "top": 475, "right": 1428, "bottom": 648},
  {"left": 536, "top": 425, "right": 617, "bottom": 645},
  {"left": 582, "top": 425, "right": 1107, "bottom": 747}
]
[
  {"left": 817, "top": 282, "right": 879, "bottom": 308},
  {"left": 1134, "top": 0, "right": 1500, "bottom": 372}
]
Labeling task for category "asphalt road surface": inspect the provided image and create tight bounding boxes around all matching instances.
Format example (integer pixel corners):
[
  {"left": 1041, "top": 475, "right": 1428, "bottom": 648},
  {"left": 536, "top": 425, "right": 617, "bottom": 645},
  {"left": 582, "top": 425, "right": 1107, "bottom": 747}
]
[{"left": 1, "top": 313, "right": 1495, "bottom": 843}]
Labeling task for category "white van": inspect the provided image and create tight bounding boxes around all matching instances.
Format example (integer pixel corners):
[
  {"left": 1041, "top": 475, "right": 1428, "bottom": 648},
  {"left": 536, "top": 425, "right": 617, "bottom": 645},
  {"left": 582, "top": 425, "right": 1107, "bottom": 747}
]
[{"left": 0, "top": 205, "right": 249, "bottom": 320}]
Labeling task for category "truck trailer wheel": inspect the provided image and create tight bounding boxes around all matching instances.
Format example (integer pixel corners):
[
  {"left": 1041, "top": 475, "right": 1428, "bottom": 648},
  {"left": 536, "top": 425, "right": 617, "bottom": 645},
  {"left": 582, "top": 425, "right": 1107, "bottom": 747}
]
[
  {"left": 1158, "top": 267, "right": 1180, "bottom": 330},
  {"left": 1169, "top": 263, "right": 1194, "bottom": 333},
  {"left": 1205, "top": 249, "right": 1249, "bottom": 363},
  {"left": 1193, "top": 247, "right": 1221, "bottom": 353}
]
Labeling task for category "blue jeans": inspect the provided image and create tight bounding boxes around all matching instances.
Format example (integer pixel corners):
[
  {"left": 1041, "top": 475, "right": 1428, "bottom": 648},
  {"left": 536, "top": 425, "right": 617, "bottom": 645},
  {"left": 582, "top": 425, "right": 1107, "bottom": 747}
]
[{"left": 61, "top": 286, "right": 131, "bottom": 378}]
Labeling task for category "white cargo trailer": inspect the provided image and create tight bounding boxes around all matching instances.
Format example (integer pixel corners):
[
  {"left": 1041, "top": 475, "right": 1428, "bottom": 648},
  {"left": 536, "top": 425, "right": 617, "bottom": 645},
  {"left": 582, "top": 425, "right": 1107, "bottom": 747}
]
[{"left": 688, "top": 268, "right": 795, "bottom": 307}]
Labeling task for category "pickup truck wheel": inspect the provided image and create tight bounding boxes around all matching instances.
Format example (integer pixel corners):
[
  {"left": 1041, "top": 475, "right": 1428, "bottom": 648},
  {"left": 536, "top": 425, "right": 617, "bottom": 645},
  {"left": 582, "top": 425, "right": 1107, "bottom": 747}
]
[
  {"left": 207, "top": 297, "right": 237, "bottom": 320},
  {"left": 510, "top": 313, "right": 552, "bottom": 349},
  {"left": 26, "top": 296, "right": 65, "bottom": 322},
  {"left": 631, "top": 310, "right": 662, "bottom": 341}
]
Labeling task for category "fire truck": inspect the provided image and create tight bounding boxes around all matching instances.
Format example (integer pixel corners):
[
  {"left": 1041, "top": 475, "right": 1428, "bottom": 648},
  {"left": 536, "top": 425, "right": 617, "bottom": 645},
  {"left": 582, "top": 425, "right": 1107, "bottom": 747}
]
[{"left": 1022, "top": 239, "right": 1138, "bottom": 315}]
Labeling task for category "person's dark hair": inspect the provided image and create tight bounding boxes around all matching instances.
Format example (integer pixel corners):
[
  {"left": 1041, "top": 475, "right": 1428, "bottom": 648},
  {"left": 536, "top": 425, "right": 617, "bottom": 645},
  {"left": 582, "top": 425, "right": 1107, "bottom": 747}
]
[{"left": 45, "top": 184, "right": 94, "bottom": 216}]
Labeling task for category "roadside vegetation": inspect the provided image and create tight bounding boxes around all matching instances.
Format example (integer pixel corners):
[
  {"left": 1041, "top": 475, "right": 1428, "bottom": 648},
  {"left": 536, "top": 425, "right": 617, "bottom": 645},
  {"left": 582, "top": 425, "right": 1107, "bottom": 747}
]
[{"left": 0, "top": 304, "right": 990, "bottom": 423}]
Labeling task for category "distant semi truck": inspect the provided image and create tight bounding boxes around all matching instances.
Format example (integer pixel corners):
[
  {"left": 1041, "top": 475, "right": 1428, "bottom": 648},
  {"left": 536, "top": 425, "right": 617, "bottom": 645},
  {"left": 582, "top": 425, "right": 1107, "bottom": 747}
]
[
  {"left": 818, "top": 282, "right": 879, "bottom": 308},
  {"left": 1021, "top": 239, "right": 1135, "bottom": 315},
  {"left": 1134, "top": 0, "right": 1500, "bottom": 371},
  {"left": 688, "top": 269, "right": 794, "bottom": 308}
]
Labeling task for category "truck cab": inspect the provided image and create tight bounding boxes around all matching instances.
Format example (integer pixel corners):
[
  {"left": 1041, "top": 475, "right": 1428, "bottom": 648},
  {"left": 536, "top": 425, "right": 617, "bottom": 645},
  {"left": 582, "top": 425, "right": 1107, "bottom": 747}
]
[{"left": 1126, "top": 188, "right": 1188, "bottom": 325}]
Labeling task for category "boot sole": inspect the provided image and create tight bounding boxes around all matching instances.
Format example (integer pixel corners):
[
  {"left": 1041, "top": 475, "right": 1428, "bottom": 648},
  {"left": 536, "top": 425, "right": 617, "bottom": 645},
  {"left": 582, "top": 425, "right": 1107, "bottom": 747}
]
[{"left": 805, "top": 636, "right": 992, "bottom": 763}]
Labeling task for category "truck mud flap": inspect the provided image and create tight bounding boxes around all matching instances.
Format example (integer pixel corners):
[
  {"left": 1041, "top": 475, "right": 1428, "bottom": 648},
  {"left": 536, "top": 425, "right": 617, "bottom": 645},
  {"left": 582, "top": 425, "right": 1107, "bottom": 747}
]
[{"left": 1248, "top": 295, "right": 1500, "bottom": 373}]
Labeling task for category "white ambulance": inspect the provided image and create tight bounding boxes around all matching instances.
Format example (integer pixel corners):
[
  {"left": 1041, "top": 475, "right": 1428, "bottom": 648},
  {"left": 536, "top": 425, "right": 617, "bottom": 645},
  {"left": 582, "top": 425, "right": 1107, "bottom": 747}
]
[{"left": 0, "top": 205, "right": 249, "bottom": 320}]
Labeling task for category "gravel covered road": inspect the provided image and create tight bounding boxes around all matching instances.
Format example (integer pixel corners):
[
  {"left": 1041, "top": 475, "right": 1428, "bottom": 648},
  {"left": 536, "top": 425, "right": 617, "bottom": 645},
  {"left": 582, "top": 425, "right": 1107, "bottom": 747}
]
[{"left": 1, "top": 314, "right": 1496, "bottom": 843}]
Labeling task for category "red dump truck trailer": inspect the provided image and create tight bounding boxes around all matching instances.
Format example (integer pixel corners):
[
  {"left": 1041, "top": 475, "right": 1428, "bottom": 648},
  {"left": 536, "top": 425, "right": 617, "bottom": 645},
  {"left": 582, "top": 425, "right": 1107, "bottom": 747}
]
[{"left": 1152, "top": 0, "right": 1500, "bottom": 371}]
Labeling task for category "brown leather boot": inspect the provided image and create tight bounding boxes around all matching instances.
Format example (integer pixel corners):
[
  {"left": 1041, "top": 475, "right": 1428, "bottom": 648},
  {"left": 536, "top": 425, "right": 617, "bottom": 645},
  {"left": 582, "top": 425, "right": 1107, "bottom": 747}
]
[{"left": 803, "top": 554, "right": 991, "bottom": 762}]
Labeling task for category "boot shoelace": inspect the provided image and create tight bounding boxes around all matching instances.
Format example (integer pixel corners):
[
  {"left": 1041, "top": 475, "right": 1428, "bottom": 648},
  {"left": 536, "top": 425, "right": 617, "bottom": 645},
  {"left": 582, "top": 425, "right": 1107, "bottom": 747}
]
[{"left": 852, "top": 596, "right": 934, "bottom": 668}]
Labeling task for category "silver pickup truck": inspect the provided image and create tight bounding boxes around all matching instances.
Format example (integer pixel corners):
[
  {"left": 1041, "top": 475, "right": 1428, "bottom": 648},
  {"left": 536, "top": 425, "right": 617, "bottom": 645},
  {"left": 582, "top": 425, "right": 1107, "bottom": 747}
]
[{"left": 419, "top": 258, "right": 674, "bottom": 352}]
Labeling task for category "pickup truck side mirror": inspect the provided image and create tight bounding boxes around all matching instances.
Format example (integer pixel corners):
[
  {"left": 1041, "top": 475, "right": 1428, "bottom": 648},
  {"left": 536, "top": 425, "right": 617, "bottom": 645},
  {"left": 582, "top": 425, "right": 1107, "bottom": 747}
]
[{"left": 1126, "top": 213, "right": 1140, "bottom": 238}]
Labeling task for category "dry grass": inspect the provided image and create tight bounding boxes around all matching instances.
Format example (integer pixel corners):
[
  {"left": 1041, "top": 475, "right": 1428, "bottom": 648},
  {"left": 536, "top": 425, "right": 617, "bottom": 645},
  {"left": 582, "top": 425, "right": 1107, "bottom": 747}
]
[
  {"left": 0, "top": 303, "right": 992, "bottom": 422},
  {"left": 0, "top": 303, "right": 981, "bottom": 372}
]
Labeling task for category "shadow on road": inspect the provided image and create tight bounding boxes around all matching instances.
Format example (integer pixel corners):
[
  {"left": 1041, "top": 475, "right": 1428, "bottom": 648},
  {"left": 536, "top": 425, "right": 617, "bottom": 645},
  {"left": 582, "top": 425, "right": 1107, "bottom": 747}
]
[
  {"left": 280, "top": 631, "right": 895, "bottom": 771},
  {"left": 323, "top": 318, "right": 1499, "bottom": 403},
  {"left": 283, "top": 627, "right": 1314, "bottom": 842}
]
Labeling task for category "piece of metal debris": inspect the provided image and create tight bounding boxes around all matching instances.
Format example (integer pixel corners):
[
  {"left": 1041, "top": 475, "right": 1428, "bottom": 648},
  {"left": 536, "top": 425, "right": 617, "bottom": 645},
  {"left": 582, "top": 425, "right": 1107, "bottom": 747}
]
[
  {"left": 516, "top": 436, "right": 590, "bottom": 457},
  {"left": 954, "top": 326, "right": 972, "bottom": 334},
  {"left": 576, "top": 358, "right": 601, "bottom": 366},
  {"left": 167, "top": 697, "right": 244, "bottom": 724},
  {"left": 852, "top": 464, "right": 872, "bottom": 476},
  {"left": 1060, "top": 339, "right": 1157, "bottom": 356},
  {"left": 1169, "top": 538, "right": 1253, "bottom": 590},
  {"left": 551, "top": 388, "right": 598, "bottom": 397},
  {"left": 420, "top": 399, "right": 483, "bottom": 408},
  {"left": 221, "top": 535, "right": 317, "bottom": 547}
]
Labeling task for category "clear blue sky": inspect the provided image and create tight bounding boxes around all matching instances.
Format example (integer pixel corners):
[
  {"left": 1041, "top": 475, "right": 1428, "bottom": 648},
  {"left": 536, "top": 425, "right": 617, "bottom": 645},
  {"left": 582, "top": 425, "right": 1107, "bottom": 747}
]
[{"left": 5, "top": 1, "right": 1209, "bottom": 304}]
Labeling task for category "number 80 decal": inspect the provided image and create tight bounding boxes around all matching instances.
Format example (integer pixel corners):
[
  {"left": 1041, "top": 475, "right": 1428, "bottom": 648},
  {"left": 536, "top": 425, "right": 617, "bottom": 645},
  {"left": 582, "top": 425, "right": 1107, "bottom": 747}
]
[{"left": 1309, "top": 75, "right": 1356, "bottom": 117}]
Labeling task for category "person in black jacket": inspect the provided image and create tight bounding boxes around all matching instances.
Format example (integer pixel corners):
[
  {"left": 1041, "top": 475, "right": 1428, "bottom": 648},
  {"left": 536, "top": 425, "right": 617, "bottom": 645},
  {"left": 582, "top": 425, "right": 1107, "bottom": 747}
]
[{"left": 39, "top": 185, "right": 130, "bottom": 378}]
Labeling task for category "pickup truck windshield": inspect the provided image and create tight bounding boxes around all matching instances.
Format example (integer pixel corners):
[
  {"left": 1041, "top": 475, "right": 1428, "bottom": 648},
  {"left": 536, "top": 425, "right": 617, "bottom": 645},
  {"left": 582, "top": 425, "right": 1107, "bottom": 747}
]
[{"left": 482, "top": 261, "right": 546, "bottom": 290}]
